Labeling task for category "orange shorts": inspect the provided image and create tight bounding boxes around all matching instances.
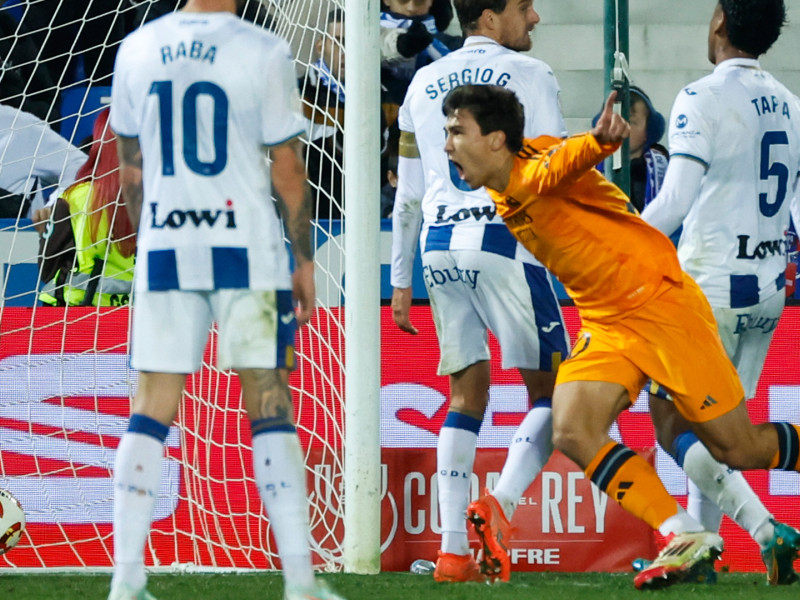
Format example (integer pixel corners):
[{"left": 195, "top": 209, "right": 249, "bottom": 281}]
[{"left": 556, "top": 273, "right": 744, "bottom": 423}]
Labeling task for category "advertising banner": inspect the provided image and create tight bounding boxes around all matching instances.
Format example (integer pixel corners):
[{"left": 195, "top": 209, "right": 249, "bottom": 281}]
[
  {"left": 379, "top": 448, "right": 656, "bottom": 572},
  {"left": 1, "top": 306, "right": 799, "bottom": 572}
]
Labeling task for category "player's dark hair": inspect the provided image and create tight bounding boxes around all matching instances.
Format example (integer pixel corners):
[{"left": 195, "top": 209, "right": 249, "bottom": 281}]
[
  {"left": 453, "top": 0, "right": 508, "bottom": 33},
  {"left": 719, "top": 0, "right": 786, "bottom": 56},
  {"left": 443, "top": 84, "right": 524, "bottom": 153},
  {"left": 327, "top": 8, "right": 343, "bottom": 25}
]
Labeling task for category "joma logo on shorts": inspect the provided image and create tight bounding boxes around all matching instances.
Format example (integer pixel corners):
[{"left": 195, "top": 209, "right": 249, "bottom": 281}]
[
  {"left": 422, "top": 265, "right": 479, "bottom": 289},
  {"left": 149, "top": 202, "right": 237, "bottom": 229}
]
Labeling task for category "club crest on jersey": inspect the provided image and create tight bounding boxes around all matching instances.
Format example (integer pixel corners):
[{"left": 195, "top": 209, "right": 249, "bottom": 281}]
[{"left": 149, "top": 201, "right": 237, "bottom": 229}]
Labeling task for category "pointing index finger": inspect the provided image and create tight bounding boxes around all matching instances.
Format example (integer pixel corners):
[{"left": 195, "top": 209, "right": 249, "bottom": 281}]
[{"left": 604, "top": 91, "right": 618, "bottom": 115}]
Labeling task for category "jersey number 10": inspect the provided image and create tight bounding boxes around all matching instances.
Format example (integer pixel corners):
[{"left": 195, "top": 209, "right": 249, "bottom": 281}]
[{"left": 149, "top": 80, "right": 229, "bottom": 177}]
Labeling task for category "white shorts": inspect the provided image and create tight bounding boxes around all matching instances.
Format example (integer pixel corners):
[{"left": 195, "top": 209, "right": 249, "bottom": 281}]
[
  {"left": 712, "top": 292, "right": 784, "bottom": 399},
  {"left": 131, "top": 288, "right": 297, "bottom": 373},
  {"left": 422, "top": 249, "right": 569, "bottom": 376}
]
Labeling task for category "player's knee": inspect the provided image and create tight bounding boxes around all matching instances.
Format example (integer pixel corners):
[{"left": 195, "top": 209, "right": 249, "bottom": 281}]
[
  {"left": 703, "top": 443, "right": 758, "bottom": 470},
  {"left": 653, "top": 427, "right": 677, "bottom": 457},
  {"left": 551, "top": 421, "right": 583, "bottom": 461}
]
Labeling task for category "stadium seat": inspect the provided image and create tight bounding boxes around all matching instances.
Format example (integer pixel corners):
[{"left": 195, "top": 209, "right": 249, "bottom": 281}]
[
  {"left": 59, "top": 85, "right": 111, "bottom": 147},
  {"left": 1, "top": 0, "right": 23, "bottom": 22}
]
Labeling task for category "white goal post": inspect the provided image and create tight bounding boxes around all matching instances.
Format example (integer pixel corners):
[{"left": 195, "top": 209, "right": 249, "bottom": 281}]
[
  {"left": 342, "top": 0, "right": 382, "bottom": 576},
  {"left": 0, "top": 0, "right": 381, "bottom": 574}
]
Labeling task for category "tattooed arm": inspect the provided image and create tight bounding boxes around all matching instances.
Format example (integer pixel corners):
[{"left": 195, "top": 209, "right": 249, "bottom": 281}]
[
  {"left": 115, "top": 134, "right": 144, "bottom": 230},
  {"left": 270, "top": 136, "right": 315, "bottom": 326}
]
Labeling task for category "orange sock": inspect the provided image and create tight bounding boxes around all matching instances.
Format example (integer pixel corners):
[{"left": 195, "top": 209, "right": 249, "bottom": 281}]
[
  {"left": 585, "top": 441, "right": 678, "bottom": 530},
  {"left": 769, "top": 423, "right": 800, "bottom": 470}
]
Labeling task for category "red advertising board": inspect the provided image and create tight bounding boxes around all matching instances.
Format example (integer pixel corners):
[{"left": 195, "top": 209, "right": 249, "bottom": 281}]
[
  {"left": 380, "top": 306, "right": 800, "bottom": 573},
  {"left": 379, "top": 448, "right": 657, "bottom": 572},
  {"left": 1, "top": 305, "right": 799, "bottom": 573}
]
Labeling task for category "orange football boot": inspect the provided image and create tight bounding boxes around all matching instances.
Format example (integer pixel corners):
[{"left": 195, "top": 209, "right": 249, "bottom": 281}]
[
  {"left": 467, "top": 492, "right": 513, "bottom": 582},
  {"left": 433, "top": 550, "right": 486, "bottom": 583}
]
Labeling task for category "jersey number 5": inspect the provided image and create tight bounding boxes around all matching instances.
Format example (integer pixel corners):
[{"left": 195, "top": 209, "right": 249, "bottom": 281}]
[
  {"left": 149, "top": 80, "right": 229, "bottom": 177},
  {"left": 759, "top": 130, "right": 789, "bottom": 218}
]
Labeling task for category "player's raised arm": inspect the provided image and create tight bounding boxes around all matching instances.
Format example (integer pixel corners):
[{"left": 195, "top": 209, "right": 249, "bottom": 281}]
[
  {"left": 528, "top": 91, "right": 630, "bottom": 195},
  {"left": 590, "top": 91, "right": 630, "bottom": 146},
  {"left": 271, "top": 136, "right": 315, "bottom": 326}
]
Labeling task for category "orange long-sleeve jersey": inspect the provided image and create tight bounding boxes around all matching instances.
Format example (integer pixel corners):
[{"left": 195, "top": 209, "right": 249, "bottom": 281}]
[{"left": 487, "top": 133, "right": 683, "bottom": 322}]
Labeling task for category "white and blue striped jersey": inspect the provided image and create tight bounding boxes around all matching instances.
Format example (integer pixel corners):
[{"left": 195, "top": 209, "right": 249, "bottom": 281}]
[
  {"left": 392, "top": 36, "right": 566, "bottom": 287},
  {"left": 110, "top": 12, "right": 305, "bottom": 292},
  {"left": 666, "top": 58, "right": 800, "bottom": 308}
]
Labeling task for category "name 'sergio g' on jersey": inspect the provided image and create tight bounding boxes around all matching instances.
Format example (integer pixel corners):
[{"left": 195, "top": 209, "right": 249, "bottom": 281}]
[{"left": 397, "top": 36, "right": 566, "bottom": 265}]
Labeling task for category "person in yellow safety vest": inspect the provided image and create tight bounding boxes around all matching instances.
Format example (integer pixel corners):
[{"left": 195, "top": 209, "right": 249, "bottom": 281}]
[{"left": 34, "top": 107, "right": 136, "bottom": 306}]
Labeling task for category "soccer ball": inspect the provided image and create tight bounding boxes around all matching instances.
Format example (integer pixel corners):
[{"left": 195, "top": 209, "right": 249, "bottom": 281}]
[{"left": 0, "top": 489, "right": 25, "bottom": 555}]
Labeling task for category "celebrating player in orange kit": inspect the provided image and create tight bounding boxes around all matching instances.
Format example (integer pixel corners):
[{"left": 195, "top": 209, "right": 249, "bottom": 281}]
[{"left": 442, "top": 84, "right": 800, "bottom": 590}]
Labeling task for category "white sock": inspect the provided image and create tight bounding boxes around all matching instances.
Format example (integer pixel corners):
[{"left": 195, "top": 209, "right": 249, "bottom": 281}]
[
  {"left": 683, "top": 441, "right": 773, "bottom": 546},
  {"left": 252, "top": 431, "right": 315, "bottom": 588},
  {"left": 491, "top": 406, "right": 553, "bottom": 520},
  {"left": 659, "top": 506, "right": 705, "bottom": 537},
  {"left": 686, "top": 480, "right": 723, "bottom": 532},
  {"left": 437, "top": 425, "right": 477, "bottom": 556},
  {"left": 111, "top": 432, "right": 164, "bottom": 591}
]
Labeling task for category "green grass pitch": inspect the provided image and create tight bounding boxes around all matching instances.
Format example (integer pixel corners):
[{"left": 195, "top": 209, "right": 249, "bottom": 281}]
[{"left": 3, "top": 571, "right": 799, "bottom": 600}]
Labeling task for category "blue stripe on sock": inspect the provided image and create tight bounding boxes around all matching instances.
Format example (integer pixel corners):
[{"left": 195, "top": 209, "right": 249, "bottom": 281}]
[
  {"left": 442, "top": 411, "right": 482, "bottom": 434},
  {"left": 128, "top": 414, "right": 169, "bottom": 442},
  {"left": 531, "top": 397, "right": 552, "bottom": 409},
  {"left": 251, "top": 417, "right": 296, "bottom": 437},
  {"left": 672, "top": 431, "right": 700, "bottom": 467}
]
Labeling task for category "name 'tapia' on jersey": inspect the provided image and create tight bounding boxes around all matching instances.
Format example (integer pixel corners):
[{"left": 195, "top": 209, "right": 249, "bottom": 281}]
[
  {"left": 668, "top": 58, "right": 800, "bottom": 308},
  {"left": 110, "top": 12, "right": 305, "bottom": 292},
  {"left": 398, "top": 36, "right": 566, "bottom": 262}
]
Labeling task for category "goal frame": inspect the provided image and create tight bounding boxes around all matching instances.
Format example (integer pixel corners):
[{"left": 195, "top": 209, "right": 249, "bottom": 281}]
[
  {"left": 0, "top": 0, "right": 382, "bottom": 575},
  {"left": 342, "top": 0, "right": 382, "bottom": 576}
]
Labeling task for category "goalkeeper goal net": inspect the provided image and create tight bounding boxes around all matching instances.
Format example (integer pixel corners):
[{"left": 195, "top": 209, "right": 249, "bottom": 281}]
[{"left": 0, "top": 0, "right": 380, "bottom": 573}]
